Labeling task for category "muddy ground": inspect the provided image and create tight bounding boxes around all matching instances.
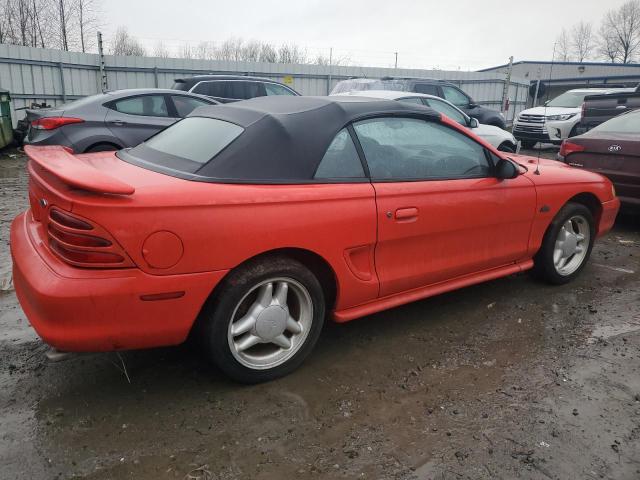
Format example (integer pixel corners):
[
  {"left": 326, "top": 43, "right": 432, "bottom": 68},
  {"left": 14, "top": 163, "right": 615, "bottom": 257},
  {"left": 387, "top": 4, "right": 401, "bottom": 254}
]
[{"left": 1, "top": 146, "right": 639, "bottom": 480}]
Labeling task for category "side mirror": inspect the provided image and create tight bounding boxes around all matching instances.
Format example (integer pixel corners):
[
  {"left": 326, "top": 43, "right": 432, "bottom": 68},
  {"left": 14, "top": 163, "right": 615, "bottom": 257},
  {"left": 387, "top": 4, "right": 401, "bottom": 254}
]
[
  {"left": 468, "top": 101, "right": 477, "bottom": 108},
  {"left": 495, "top": 158, "right": 518, "bottom": 179},
  {"left": 543, "top": 100, "right": 550, "bottom": 106},
  {"left": 468, "top": 117, "right": 479, "bottom": 128}
]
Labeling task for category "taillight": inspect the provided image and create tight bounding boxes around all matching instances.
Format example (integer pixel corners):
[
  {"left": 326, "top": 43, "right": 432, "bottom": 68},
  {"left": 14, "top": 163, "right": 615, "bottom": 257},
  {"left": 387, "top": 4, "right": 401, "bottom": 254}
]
[
  {"left": 50, "top": 239, "right": 125, "bottom": 264},
  {"left": 559, "top": 141, "right": 586, "bottom": 158},
  {"left": 47, "top": 208, "right": 133, "bottom": 268},
  {"left": 48, "top": 223, "right": 112, "bottom": 248},
  {"left": 31, "top": 117, "right": 84, "bottom": 130},
  {"left": 50, "top": 208, "right": 93, "bottom": 230}
]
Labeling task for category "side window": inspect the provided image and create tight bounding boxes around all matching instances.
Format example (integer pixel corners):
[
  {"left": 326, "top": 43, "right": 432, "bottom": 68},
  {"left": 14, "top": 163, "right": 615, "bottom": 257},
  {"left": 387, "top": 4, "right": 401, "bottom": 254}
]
[
  {"left": 171, "top": 96, "right": 211, "bottom": 117},
  {"left": 413, "top": 83, "right": 439, "bottom": 95},
  {"left": 265, "top": 83, "right": 296, "bottom": 96},
  {"left": 353, "top": 117, "right": 491, "bottom": 180},
  {"left": 423, "top": 98, "right": 467, "bottom": 125},
  {"left": 112, "top": 95, "right": 168, "bottom": 117},
  {"left": 193, "top": 81, "right": 226, "bottom": 98},
  {"left": 397, "top": 97, "right": 424, "bottom": 105},
  {"left": 243, "top": 81, "right": 264, "bottom": 99},
  {"left": 314, "top": 129, "right": 365, "bottom": 180},
  {"left": 441, "top": 86, "right": 471, "bottom": 107}
]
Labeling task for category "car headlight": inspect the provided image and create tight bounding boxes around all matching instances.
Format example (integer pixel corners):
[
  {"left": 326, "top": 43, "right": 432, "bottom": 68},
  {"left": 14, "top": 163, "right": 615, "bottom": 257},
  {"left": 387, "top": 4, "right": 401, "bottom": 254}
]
[{"left": 546, "top": 113, "right": 576, "bottom": 121}]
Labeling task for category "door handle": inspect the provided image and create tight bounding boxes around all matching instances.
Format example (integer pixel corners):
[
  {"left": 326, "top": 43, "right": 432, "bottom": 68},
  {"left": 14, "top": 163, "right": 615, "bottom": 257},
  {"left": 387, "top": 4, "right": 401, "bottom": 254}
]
[
  {"left": 110, "top": 120, "right": 127, "bottom": 126},
  {"left": 394, "top": 207, "right": 419, "bottom": 221},
  {"left": 615, "top": 105, "right": 627, "bottom": 110}
]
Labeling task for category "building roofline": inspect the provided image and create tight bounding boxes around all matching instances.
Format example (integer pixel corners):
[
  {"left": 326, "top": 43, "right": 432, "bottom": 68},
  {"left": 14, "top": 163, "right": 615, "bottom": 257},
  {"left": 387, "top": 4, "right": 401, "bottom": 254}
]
[{"left": 478, "top": 60, "right": 640, "bottom": 72}]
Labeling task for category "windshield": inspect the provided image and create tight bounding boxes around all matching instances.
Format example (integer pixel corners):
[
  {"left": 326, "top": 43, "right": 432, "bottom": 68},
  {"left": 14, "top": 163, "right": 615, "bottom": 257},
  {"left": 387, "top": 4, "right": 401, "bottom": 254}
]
[
  {"left": 331, "top": 79, "right": 409, "bottom": 95},
  {"left": 592, "top": 109, "right": 640, "bottom": 134},
  {"left": 123, "top": 117, "right": 244, "bottom": 174},
  {"left": 546, "top": 91, "right": 592, "bottom": 108}
]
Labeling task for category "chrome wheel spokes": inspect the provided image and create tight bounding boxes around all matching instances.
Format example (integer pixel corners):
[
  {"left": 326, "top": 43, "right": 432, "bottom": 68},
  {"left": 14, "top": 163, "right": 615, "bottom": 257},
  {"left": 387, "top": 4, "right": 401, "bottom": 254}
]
[
  {"left": 553, "top": 215, "right": 590, "bottom": 276},
  {"left": 228, "top": 278, "right": 313, "bottom": 370}
]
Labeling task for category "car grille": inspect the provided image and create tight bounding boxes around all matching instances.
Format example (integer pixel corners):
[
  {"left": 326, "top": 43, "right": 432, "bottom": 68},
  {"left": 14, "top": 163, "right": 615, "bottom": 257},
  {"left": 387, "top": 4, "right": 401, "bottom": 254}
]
[
  {"left": 513, "top": 124, "right": 547, "bottom": 134},
  {"left": 517, "top": 114, "right": 545, "bottom": 124}
]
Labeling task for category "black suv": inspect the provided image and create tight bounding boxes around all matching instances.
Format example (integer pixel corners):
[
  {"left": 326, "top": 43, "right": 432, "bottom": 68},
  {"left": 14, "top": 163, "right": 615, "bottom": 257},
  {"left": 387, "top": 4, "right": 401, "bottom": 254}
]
[
  {"left": 331, "top": 77, "right": 506, "bottom": 129},
  {"left": 171, "top": 75, "right": 300, "bottom": 103}
]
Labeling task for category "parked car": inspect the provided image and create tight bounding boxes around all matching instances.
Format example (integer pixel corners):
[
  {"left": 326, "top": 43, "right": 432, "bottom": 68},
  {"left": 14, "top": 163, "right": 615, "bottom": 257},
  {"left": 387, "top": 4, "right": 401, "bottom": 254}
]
[
  {"left": 171, "top": 75, "right": 299, "bottom": 103},
  {"left": 336, "top": 90, "right": 518, "bottom": 152},
  {"left": 24, "top": 89, "right": 218, "bottom": 152},
  {"left": 513, "top": 88, "right": 634, "bottom": 148},
  {"left": 12, "top": 96, "right": 619, "bottom": 383},
  {"left": 330, "top": 77, "right": 506, "bottom": 129},
  {"left": 559, "top": 109, "right": 640, "bottom": 208},
  {"left": 580, "top": 85, "right": 640, "bottom": 132}
]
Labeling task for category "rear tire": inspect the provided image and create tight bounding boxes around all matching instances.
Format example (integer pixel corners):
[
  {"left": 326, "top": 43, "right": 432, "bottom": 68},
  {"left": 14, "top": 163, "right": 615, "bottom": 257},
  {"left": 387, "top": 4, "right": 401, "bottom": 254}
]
[
  {"left": 199, "top": 256, "right": 325, "bottom": 383},
  {"left": 532, "top": 202, "right": 595, "bottom": 285}
]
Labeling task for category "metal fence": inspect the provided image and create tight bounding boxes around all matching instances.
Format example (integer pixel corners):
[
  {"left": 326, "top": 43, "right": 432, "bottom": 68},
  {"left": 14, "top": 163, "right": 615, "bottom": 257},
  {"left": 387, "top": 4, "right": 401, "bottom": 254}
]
[{"left": 0, "top": 43, "right": 529, "bottom": 127}]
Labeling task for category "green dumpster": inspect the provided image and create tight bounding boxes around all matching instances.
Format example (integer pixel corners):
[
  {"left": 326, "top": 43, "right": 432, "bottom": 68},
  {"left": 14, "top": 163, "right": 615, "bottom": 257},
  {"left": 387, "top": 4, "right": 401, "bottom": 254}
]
[{"left": 0, "top": 88, "right": 13, "bottom": 149}]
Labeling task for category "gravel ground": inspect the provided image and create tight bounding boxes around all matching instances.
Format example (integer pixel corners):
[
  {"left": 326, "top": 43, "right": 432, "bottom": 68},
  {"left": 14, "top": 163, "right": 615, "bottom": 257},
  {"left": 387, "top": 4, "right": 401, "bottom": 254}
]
[{"left": 1, "top": 146, "right": 639, "bottom": 480}]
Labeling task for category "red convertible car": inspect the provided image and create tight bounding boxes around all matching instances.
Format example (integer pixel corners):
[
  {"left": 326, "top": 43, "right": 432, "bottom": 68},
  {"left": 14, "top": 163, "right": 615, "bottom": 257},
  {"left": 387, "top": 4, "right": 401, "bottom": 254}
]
[{"left": 11, "top": 96, "right": 619, "bottom": 383}]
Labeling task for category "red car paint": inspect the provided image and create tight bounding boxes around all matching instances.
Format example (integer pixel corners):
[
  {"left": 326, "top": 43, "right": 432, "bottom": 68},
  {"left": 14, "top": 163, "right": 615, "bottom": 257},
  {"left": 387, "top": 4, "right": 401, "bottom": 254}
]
[{"left": 11, "top": 122, "right": 619, "bottom": 353}]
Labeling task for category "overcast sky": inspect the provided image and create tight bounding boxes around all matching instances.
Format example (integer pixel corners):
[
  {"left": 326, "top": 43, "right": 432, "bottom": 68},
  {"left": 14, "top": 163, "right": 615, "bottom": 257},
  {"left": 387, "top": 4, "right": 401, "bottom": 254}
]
[{"left": 102, "top": 0, "right": 629, "bottom": 70}]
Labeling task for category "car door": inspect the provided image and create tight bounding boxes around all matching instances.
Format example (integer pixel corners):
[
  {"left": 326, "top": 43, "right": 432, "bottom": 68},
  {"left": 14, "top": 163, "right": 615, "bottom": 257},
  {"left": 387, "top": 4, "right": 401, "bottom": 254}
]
[
  {"left": 104, "top": 94, "right": 175, "bottom": 147},
  {"left": 352, "top": 116, "right": 536, "bottom": 297}
]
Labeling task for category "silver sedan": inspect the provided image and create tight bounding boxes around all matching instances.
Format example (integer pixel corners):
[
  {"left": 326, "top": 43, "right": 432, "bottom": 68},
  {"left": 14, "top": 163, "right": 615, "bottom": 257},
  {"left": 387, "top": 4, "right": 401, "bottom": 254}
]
[{"left": 23, "top": 89, "right": 218, "bottom": 153}]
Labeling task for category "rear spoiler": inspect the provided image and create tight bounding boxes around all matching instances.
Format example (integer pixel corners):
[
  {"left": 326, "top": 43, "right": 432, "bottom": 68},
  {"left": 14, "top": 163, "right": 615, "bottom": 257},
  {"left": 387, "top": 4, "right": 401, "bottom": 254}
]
[{"left": 24, "top": 145, "right": 135, "bottom": 195}]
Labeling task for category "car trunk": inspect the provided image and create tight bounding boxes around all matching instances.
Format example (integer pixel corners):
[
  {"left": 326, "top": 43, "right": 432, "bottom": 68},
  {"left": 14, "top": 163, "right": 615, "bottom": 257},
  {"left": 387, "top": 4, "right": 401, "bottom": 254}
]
[
  {"left": 567, "top": 132, "right": 639, "bottom": 203},
  {"left": 24, "top": 108, "right": 65, "bottom": 142}
]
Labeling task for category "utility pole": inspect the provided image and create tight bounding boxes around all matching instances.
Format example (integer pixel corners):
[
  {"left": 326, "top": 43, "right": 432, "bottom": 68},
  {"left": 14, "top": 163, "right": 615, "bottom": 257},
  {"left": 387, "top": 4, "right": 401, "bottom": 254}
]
[
  {"left": 97, "top": 31, "right": 108, "bottom": 93},
  {"left": 501, "top": 55, "right": 514, "bottom": 114},
  {"left": 394, "top": 52, "right": 398, "bottom": 69}
]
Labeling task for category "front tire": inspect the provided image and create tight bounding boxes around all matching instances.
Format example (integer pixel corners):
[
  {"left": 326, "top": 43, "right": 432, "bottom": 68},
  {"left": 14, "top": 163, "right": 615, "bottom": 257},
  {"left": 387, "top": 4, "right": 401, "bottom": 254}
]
[
  {"left": 532, "top": 203, "right": 595, "bottom": 284},
  {"left": 200, "top": 256, "right": 325, "bottom": 383},
  {"left": 520, "top": 140, "right": 537, "bottom": 149}
]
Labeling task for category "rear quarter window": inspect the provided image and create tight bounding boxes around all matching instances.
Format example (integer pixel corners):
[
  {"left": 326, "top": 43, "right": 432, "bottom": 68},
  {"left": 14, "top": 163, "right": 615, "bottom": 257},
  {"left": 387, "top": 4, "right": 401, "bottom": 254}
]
[{"left": 125, "top": 117, "right": 244, "bottom": 173}]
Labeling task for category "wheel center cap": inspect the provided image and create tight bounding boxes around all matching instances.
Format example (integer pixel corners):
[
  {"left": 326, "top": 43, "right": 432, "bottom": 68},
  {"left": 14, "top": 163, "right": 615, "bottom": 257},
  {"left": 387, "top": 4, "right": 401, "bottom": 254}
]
[
  {"left": 255, "top": 306, "right": 287, "bottom": 341},
  {"left": 563, "top": 234, "right": 578, "bottom": 256}
]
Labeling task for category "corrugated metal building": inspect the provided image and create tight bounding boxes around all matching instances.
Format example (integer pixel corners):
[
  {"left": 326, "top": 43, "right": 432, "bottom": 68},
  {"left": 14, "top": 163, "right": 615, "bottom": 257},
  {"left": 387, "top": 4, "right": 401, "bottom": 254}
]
[
  {"left": 480, "top": 60, "right": 640, "bottom": 105},
  {"left": 0, "top": 43, "right": 529, "bottom": 127}
]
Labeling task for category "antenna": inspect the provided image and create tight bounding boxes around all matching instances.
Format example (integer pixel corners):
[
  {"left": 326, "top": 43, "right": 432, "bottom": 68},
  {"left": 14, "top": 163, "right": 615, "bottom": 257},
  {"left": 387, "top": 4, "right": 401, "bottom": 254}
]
[{"left": 535, "top": 42, "right": 557, "bottom": 175}]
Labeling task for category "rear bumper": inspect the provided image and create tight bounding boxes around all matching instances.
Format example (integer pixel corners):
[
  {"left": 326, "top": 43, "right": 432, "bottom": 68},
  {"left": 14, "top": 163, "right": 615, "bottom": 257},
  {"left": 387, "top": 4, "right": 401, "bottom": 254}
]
[
  {"left": 597, "top": 198, "right": 620, "bottom": 237},
  {"left": 10, "top": 211, "right": 228, "bottom": 352}
]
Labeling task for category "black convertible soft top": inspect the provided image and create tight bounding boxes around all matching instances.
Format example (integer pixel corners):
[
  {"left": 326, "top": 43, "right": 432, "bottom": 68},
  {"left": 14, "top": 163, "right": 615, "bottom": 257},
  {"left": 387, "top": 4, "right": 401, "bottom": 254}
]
[{"left": 124, "top": 95, "right": 441, "bottom": 183}]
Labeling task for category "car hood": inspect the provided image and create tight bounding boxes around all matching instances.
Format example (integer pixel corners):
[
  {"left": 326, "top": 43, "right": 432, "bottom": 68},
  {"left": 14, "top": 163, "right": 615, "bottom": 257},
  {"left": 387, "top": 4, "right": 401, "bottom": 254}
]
[
  {"left": 474, "top": 123, "right": 515, "bottom": 141},
  {"left": 518, "top": 106, "right": 581, "bottom": 116},
  {"left": 510, "top": 154, "right": 611, "bottom": 185}
]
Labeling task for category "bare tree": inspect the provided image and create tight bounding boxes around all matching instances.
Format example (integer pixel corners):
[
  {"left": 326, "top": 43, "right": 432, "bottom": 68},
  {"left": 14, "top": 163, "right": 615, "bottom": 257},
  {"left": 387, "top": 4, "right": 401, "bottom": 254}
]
[
  {"left": 76, "top": 0, "right": 100, "bottom": 53},
  {"left": 110, "top": 26, "right": 145, "bottom": 56},
  {"left": 556, "top": 28, "right": 572, "bottom": 61},
  {"left": 242, "top": 40, "right": 261, "bottom": 62},
  {"left": 598, "top": 20, "right": 621, "bottom": 62},
  {"left": 55, "top": 0, "right": 75, "bottom": 51},
  {"left": 277, "top": 44, "right": 306, "bottom": 64},
  {"left": 194, "top": 41, "right": 215, "bottom": 60},
  {"left": 153, "top": 41, "right": 169, "bottom": 58},
  {"left": 602, "top": 0, "right": 640, "bottom": 63},
  {"left": 179, "top": 43, "right": 194, "bottom": 59},
  {"left": 571, "top": 21, "right": 595, "bottom": 62},
  {"left": 258, "top": 43, "right": 278, "bottom": 63}
]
